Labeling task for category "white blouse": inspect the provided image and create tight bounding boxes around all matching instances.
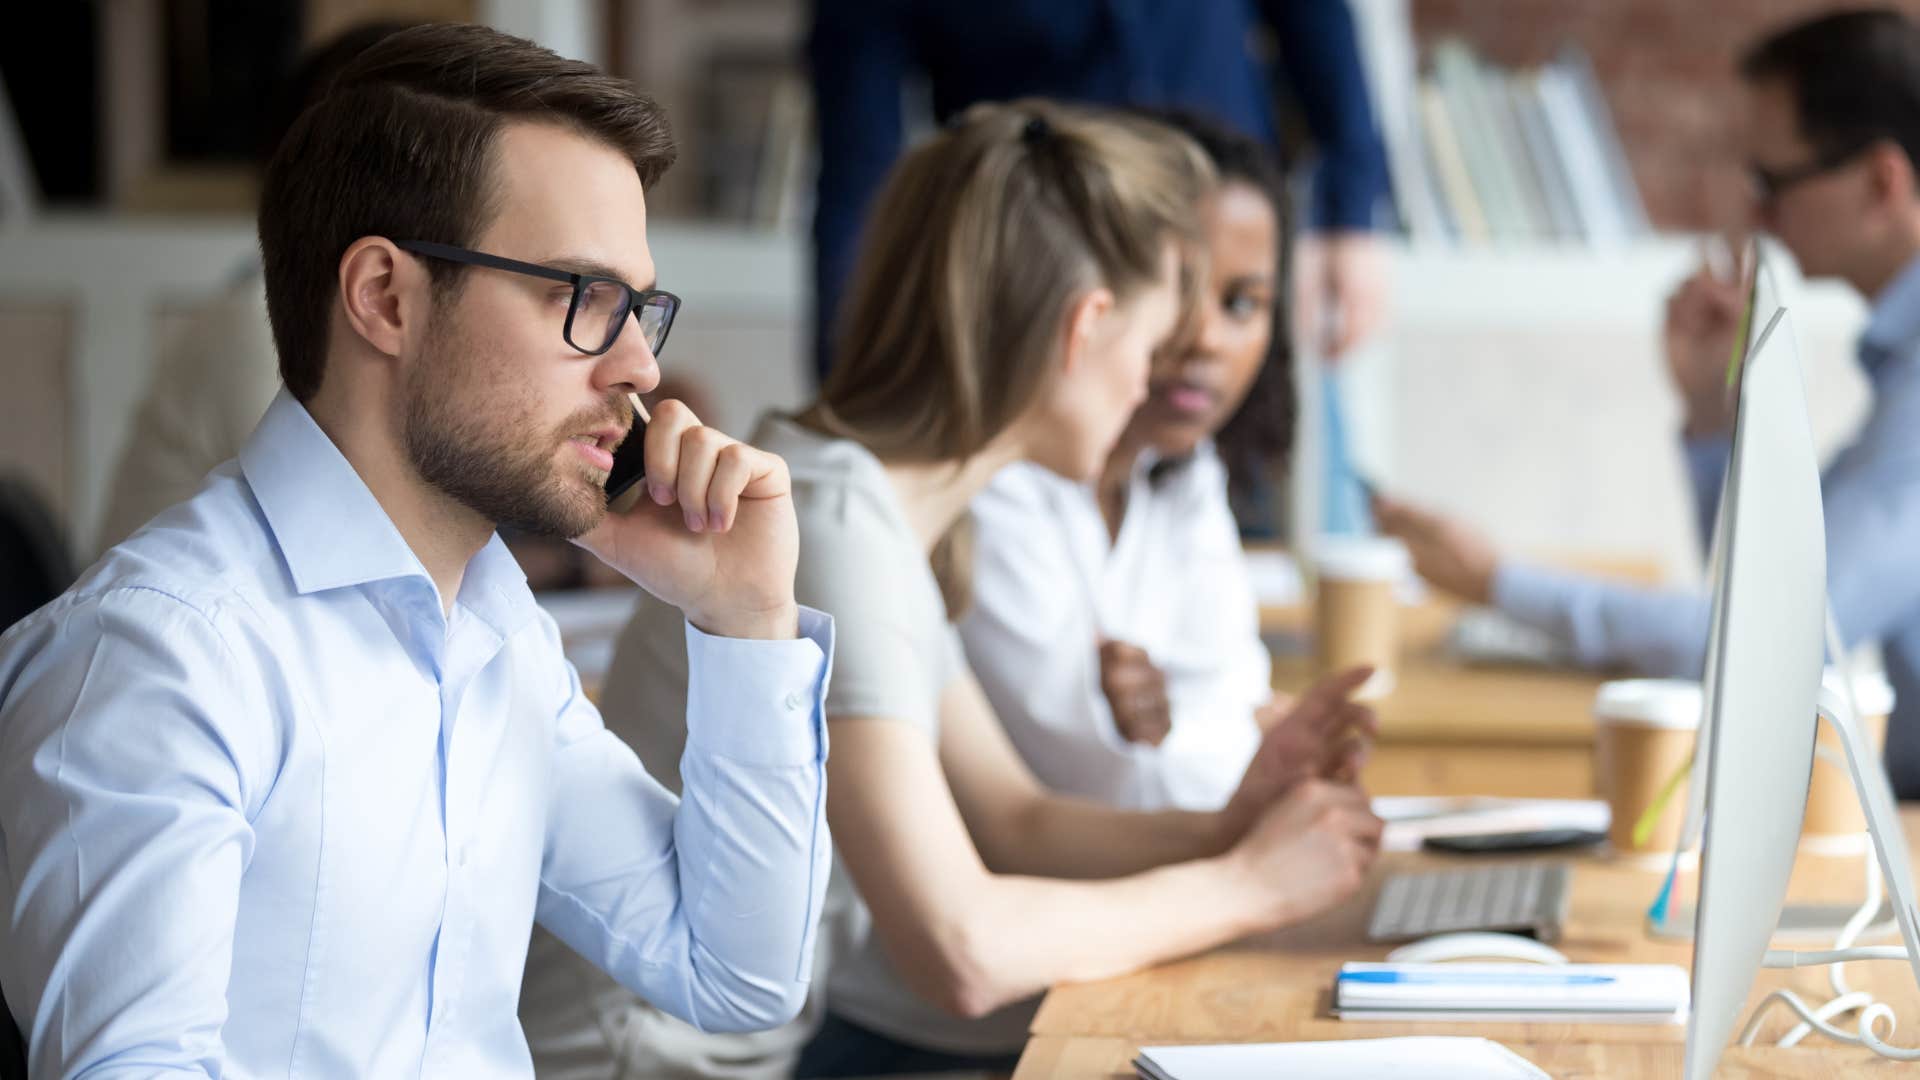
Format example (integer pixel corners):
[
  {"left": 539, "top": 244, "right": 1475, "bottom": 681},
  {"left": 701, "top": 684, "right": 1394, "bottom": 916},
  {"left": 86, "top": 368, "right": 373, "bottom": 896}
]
[{"left": 960, "top": 442, "right": 1270, "bottom": 812}]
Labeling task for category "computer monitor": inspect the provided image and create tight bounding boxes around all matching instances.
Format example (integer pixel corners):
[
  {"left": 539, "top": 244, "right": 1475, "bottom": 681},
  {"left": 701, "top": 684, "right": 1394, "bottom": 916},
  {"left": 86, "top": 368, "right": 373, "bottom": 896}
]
[
  {"left": 1682, "top": 247, "right": 1920, "bottom": 1074},
  {"left": 1677, "top": 244, "right": 1783, "bottom": 852},
  {"left": 1682, "top": 296, "right": 1826, "bottom": 1078}
]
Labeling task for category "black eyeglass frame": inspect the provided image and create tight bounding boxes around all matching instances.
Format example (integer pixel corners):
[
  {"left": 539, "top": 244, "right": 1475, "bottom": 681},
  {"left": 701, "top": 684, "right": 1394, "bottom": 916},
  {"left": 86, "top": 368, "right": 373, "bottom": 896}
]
[
  {"left": 1749, "top": 140, "right": 1876, "bottom": 204},
  {"left": 395, "top": 239, "right": 680, "bottom": 357}
]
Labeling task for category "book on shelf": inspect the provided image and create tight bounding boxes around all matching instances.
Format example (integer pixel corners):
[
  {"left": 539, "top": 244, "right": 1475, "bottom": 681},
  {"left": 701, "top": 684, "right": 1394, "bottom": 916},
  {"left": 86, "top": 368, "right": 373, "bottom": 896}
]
[
  {"left": 698, "top": 49, "right": 815, "bottom": 229},
  {"left": 1416, "top": 82, "right": 1485, "bottom": 244},
  {"left": 1559, "top": 43, "right": 1651, "bottom": 237},
  {"left": 1349, "top": 5, "right": 1650, "bottom": 250},
  {"left": 1349, "top": 0, "right": 1450, "bottom": 245},
  {"left": 1510, "top": 74, "right": 1582, "bottom": 243},
  {"left": 1537, "top": 61, "right": 1632, "bottom": 247},
  {"left": 1431, "top": 41, "right": 1526, "bottom": 245}
]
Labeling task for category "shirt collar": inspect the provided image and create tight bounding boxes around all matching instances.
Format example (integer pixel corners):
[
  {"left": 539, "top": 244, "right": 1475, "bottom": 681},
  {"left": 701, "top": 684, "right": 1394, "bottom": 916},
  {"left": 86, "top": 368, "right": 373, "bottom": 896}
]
[
  {"left": 1859, "top": 252, "right": 1920, "bottom": 376},
  {"left": 239, "top": 390, "right": 537, "bottom": 636}
]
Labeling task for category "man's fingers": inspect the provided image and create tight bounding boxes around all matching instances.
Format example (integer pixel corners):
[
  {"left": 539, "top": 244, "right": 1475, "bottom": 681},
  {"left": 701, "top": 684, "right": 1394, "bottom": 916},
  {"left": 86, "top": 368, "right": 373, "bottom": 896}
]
[
  {"left": 673, "top": 425, "right": 726, "bottom": 532},
  {"left": 704, "top": 441, "right": 755, "bottom": 532},
  {"left": 639, "top": 402, "right": 791, "bottom": 530},
  {"left": 640, "top": 399, "right": 698, "bottom": 507}
]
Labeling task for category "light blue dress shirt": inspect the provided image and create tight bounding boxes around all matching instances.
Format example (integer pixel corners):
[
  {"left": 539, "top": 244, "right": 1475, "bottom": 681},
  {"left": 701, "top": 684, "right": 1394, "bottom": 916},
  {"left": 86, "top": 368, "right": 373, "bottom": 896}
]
[
  {"left": 0, "top": 391, "right": 835, "bottom": 1077},
  {"left": 1493, "top": 254, "right": 1920, "bottom": 796}
]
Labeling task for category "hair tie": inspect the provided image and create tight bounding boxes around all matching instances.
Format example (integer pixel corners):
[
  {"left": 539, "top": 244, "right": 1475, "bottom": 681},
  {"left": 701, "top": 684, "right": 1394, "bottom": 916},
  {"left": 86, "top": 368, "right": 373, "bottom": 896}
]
[{"left": 1021, "top": 115, "right": 1052, "bottom": 146}]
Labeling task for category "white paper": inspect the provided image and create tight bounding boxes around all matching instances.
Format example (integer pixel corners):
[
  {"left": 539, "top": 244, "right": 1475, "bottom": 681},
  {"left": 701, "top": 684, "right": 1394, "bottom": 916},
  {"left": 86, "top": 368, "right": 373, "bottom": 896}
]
[
  {"left": 1135, "top": 1037, "right": 1548, "bottom": 1080},
  {"left": 1372, "top": 796, "right": 1610, "bottom": 852}
]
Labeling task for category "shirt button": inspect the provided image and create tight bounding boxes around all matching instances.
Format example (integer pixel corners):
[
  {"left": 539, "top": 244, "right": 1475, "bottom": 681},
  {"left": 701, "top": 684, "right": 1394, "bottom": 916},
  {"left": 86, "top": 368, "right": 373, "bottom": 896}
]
[
  {"left": 785, "top": 691, "right": 807, "bottom": 711},
  {"left": 458, "top": 846, "right": 469, "bottom": 867}
]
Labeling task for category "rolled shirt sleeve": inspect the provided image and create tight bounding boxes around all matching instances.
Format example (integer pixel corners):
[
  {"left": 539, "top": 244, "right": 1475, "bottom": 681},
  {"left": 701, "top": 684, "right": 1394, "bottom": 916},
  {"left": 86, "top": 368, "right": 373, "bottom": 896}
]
[
  {"left": 1492, "top": 401, "right": 1920, "bottom": 683},
  {"left": 534, "top": 608, "right": 834, "bottom": 1034},
  {"left": 1491, "top": 561, "right": 1712, "bottom": 679}
]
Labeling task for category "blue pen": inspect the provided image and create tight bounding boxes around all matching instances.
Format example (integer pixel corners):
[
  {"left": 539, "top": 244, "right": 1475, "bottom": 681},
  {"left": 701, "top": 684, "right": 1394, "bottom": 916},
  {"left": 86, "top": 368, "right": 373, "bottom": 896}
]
[{"left": 1339, "top": 970, "right": 1615, "bottom": 987}]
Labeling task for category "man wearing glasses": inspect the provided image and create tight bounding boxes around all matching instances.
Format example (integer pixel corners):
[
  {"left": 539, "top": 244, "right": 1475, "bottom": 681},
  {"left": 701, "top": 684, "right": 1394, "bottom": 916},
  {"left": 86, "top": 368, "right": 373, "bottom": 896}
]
[
  {"left": 1375, "top": 8, "right": 1920, "bottom": 798},
  {"left": 0, "top": 23, "right": 834, "bottom": 1076}
]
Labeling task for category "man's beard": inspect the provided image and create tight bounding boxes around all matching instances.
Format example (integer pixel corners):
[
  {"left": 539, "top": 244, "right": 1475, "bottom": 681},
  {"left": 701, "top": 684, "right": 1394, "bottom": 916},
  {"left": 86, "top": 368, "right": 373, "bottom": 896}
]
[{"left": 402, "top": 331, "right": 623, "bottom": 540}]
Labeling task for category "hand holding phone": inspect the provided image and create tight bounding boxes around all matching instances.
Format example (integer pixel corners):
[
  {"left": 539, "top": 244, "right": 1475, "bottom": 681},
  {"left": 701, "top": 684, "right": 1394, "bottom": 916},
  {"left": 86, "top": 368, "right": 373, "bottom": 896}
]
[
  {"left": 577, "top": 396, "right": 802, "bottom": 641},
  {"left": 604, "top": 392, "right": 650, "bottom": 513}
]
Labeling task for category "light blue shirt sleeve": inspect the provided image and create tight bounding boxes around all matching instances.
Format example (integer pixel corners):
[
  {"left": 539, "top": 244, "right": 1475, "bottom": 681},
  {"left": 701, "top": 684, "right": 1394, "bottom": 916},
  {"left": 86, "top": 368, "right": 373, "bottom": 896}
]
[
  {"left": 1491, "top": 561, "right": 1712, "bottom": 679},
  {"left": 1486, "top": 431, "right": 1729, "bottom": 679},
  {"left": 0, "top": 587, "right": 269, "bottom": 1077},
  {"left": 1683, "top": 433, "right": 1732, "bottom": 560},
  {"left": 1492, "top": 413, "right": 1920, "bottom": 677},
  {"left": 533, "top": 608, "right": 834, "bottom": 1035}
]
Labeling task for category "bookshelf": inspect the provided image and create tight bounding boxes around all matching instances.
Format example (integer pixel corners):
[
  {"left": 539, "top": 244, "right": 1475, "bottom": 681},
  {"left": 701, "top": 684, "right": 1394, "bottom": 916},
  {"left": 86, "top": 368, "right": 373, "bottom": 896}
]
[
  {"left": 610, "top": 0, "right": 808, "bottom": 224},
  {"left": 1353, "top": 0, "right": 1652, "bottom": 250}
]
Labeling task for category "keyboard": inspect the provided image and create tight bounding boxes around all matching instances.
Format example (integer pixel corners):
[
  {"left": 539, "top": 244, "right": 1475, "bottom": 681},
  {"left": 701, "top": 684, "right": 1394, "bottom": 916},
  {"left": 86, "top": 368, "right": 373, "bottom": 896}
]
[{"left": 1367, "top": 862, "right": 1572, "bottom": 944}]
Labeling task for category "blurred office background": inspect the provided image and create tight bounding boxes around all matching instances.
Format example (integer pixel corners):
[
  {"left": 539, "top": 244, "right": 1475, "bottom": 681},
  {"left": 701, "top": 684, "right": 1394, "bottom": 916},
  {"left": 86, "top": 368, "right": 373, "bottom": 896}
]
[{"left": 0, "top": 0, "right": 1907, "bottom": 588}]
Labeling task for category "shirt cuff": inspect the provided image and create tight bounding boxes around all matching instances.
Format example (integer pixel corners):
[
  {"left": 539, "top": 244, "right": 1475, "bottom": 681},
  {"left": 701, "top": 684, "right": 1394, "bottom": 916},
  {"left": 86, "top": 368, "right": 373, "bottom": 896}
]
[
  {"left": 683, "top": 607, "right": 834, "bottom": 767},
  {"left": 1490, "top": 561, "right": 1580, "bottom": 632}
]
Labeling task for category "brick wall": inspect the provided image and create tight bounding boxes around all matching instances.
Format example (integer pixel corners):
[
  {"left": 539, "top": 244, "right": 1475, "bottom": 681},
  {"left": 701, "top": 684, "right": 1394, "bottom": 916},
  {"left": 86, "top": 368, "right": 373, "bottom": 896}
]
[{"left": 1411, "top": 0, "right": 1920, "bottom": 232}]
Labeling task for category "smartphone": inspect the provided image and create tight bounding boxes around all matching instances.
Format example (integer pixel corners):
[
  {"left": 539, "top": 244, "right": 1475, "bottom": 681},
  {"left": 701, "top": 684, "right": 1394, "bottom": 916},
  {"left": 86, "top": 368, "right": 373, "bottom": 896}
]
[
  {"left": 1421, "top": 828, "right": 1606, "bottom": 855},
  {"left": 604, "top": 418, "right": 649, "bottom": 513}
]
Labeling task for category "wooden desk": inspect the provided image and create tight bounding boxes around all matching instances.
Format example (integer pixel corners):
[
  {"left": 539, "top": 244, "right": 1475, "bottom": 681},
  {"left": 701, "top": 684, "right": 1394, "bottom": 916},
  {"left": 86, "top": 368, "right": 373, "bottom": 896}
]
[
  {"left": 1266, "top": 596, "right": 1613, "bottom": 798},
  {"left": 1021, "top": 811, "right": 1920, "bottom": 1077},
  {"left": 1014, "top": 1036, "right": 1888, "bottom": 1079}
]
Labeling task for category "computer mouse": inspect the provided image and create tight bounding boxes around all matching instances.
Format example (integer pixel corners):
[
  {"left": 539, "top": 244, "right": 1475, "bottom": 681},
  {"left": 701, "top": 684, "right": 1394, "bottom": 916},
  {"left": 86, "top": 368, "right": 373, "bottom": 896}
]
[{"left": 1386, "top": 931, "right": 1570, "bottom": 966}]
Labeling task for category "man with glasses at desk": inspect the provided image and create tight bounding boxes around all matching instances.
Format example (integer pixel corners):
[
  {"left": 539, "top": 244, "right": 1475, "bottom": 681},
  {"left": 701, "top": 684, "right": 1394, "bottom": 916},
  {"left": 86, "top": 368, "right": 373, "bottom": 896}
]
[
  {"left": 0, "top": 23, "right": 834, "bottom": 1076},
  {"left": 1378, "top": 9, "right": 1920, "bottom": 799}
]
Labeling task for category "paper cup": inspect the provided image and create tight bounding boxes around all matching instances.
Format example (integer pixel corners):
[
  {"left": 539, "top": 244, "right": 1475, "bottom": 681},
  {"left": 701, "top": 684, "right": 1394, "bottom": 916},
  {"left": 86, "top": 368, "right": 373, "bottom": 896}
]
[
  {"left": 1593, "top": 679, "right": 1701, "bottom": 862},
  {"left": 1313, "top": 538, "right": 1410, "bottom": 701}
]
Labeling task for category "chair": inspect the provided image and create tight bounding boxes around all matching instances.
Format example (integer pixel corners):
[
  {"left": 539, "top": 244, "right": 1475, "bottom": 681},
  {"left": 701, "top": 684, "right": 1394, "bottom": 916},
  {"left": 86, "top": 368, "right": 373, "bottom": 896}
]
[
  {"left": 0, "top": 472, "right": 75, "bottom": 633},
  {"left": 0, "top": 982, "right": 24, "bottom": 1079}
]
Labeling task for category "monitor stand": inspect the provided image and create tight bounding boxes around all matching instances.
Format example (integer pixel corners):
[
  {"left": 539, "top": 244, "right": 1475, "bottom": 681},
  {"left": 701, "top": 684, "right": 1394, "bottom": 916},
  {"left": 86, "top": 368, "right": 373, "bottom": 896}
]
[
  {"left": 1645, "top": 694, "right": 1918, "bottom": 951},
  {"left": 1804, "top": 687, "right": 1920, "bottom": 991}
]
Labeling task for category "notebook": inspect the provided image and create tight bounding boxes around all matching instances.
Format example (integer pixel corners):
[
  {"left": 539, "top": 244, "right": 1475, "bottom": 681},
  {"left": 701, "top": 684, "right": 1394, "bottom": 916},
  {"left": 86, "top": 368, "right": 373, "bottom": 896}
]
[
  {"left": 1133, "top": 1037, "right": 1548, "bottom": 1080},
  {"left": 1333, "top": 961, "right": 1689, "bottom": 1024}
]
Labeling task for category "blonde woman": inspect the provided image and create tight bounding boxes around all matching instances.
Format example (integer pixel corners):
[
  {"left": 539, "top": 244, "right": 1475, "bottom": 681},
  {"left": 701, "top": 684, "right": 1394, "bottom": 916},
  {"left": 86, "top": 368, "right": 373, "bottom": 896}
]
[
  {"left": 960, "top": 112, "right": 1299, "bottom": 815},
  {"left": 522, "top": 101, "right": 1381, "bottom": 1078}
]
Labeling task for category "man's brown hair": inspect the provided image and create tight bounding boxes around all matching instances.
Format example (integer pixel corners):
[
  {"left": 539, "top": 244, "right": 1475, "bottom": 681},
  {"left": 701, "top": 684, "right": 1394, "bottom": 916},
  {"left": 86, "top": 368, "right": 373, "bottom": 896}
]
[{"left": 257, "top": 22, "right": 676, "bottom": 401}]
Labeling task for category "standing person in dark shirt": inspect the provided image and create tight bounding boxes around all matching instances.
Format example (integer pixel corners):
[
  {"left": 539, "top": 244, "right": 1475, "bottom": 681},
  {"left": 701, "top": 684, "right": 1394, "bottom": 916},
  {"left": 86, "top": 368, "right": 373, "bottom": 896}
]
[{"left": 808, "top": 0, "right": 1394, "bottom": 392}]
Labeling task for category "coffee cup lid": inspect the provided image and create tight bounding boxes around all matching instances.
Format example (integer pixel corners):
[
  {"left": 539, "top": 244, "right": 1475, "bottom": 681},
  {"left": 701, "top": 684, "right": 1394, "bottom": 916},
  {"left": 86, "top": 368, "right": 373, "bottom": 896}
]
[
  {"left": 1822, "top": 666, "right": 1896, "bottom": 716},
  {"left": 1313, "top": 537, "right": 1411, "bottom": 583},
  {"left": 1593, "top": 679, "right": 1703, "bottom": 730}
]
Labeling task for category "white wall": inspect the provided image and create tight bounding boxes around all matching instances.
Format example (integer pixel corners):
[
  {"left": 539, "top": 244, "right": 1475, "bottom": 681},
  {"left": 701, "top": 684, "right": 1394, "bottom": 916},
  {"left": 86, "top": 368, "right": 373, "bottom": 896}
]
[{"left": 1375, "top": 241, "right": 1868, "bottom": 584}]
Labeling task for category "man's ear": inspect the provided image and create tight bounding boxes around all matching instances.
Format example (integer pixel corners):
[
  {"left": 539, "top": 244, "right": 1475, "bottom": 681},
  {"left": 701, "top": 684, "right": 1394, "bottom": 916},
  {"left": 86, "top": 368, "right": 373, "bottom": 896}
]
[
  {"left": 337, "top": 237, "right": 426, "bottom": 359},
  {"left": 1057, "top": 286, "right": 1116, "bottom": 379},
  {"left": 1866, "top": 139, "right": 1917, "bottom": 214}
]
